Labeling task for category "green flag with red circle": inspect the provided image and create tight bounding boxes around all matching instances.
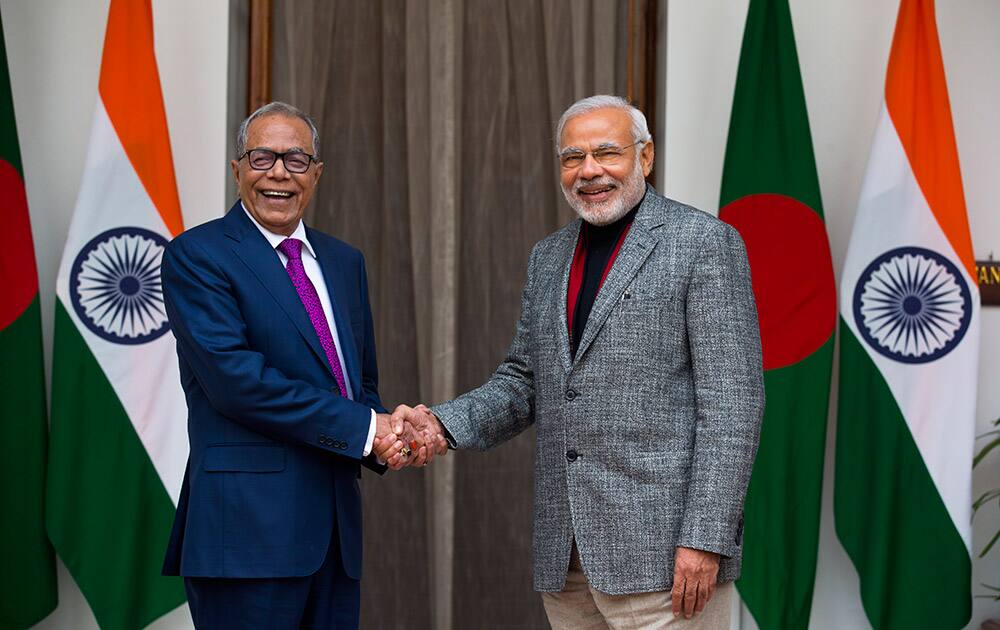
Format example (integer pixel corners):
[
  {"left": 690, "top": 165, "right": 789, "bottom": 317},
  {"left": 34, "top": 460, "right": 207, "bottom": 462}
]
[
  {"left": 718, "top": 0, "right": 836, "bottom": 627},
  {"left": 0, "top": 13, "right": 58, "bottom": 629}
]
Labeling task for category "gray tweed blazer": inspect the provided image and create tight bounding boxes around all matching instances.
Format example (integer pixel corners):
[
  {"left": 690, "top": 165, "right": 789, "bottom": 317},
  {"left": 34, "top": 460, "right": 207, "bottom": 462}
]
[{"left": 433, "top": 187, "right": 764, "bottom": 595}]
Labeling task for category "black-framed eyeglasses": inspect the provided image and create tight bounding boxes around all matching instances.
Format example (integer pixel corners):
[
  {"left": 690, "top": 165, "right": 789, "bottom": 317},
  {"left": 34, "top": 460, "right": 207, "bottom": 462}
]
[
  {"left": 558, "top": 141, "right": 644, "bottom": 169},
  {"left": 239, "top": 148, "right": 318, "bottom": 174}
]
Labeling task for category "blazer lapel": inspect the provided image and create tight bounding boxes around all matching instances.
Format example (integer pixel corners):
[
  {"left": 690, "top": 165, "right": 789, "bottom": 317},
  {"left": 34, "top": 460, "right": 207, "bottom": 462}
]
[
  {"left": 555, "top": 221, "right": 582, "bottom": 373},
  {"left": 313, "top": 242, "right": 362, "bottom": 400},
  {"left": 572, "top": 200, "right": 660, "bottom": 364},
  {"left": 223, "top": 204, "right": 330, "bottom": 373}
]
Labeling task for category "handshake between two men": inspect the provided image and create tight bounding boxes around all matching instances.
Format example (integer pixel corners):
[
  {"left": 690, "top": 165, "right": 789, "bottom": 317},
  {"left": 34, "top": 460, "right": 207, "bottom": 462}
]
[
  {"left": 162, "top": 97, "right": 762, "bottom": 629},
  {"left": 372, "top": 405, "right": 447, "bottom": 469}
]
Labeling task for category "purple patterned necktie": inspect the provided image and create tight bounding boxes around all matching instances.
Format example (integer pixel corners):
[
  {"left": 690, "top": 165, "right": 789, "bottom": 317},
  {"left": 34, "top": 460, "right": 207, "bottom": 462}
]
[{"left": 277, "top": 238, "right": 348, "bottom": 397}]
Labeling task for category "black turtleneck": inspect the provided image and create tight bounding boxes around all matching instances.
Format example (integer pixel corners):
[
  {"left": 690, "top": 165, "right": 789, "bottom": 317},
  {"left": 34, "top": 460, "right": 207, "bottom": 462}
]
[{"left": 570, "top": 203, "right": 640, "bottom": 358}]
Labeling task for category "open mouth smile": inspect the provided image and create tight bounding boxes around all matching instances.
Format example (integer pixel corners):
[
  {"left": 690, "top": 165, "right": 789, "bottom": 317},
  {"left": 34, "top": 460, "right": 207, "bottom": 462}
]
[{"left": 577, "top": 183, "right": 617, "bottom": 201}]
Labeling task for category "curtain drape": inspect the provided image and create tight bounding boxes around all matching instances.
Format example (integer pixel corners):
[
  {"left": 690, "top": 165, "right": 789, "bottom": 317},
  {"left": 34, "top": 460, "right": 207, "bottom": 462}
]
[{"left": 272, "top": 2, "right": 648, "bottom": 626}]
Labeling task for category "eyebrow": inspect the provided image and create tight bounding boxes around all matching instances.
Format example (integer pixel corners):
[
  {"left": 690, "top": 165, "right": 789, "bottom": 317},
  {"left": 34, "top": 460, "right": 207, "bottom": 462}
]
[
  {"left": 250, "top": 146, "right": 311, "bottom": 153},
  {"left": 558, "top": 142, "right": 623, "bottom": 155}
]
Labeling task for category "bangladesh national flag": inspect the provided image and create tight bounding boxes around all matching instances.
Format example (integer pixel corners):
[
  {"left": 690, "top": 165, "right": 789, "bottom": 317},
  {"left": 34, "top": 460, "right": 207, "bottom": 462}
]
[
  {"left": 0, "top": 14, "right": 58, "bottom": 629},
  {"left": 835, "top": 1, "right": 978, "bottom": 628},
  {"left": 718, "top": 0, "right": 836, "bottom": 628},
  {"left": 46, "top": 0, "right": 188, "bottom": 627}
]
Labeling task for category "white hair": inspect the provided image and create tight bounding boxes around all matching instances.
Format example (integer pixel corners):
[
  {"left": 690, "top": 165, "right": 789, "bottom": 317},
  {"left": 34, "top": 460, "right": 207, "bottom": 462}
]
[
  {"left": 236, "top": 101, "right": 321, "bottom": 157},
  {"left": 554, "top": 95, "right": 651, "bottom": 152}
]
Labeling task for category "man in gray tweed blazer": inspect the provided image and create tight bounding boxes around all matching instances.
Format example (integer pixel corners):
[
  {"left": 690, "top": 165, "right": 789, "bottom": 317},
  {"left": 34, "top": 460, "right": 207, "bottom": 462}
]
[{"left": 388, "top": 95, "right": 764, "bottom": 628}]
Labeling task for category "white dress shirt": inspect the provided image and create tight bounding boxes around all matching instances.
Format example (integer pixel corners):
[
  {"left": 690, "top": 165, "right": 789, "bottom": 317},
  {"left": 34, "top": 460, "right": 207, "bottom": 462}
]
[{"left": 242, "top": 203, "right": 377, "bottom": 456}]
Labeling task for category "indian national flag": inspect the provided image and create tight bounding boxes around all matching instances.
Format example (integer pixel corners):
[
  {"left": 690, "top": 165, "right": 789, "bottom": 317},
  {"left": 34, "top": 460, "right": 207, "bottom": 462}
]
[
  {"left": 47, "top": 0, "right": 187, "bottom": 627},
  {"left": 718, "top": 0, "right": 836, "bottom": 627},
  {"left": 835, "top": 1, "right": 978, "bottom": 628},
  {"left": 0, "top": 13, "right": 58, "bottom": 629}
]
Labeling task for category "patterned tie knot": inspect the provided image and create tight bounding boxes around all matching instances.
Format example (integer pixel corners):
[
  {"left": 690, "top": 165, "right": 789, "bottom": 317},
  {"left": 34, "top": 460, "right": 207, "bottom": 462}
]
[{"left": 277, "top": 238, "right": 303, "bottom": 261}]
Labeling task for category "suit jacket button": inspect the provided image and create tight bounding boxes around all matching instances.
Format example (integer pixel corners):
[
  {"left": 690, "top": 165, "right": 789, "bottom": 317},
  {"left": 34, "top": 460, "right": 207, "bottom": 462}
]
[
  {"left": 565, "top": 389, "right": 578, "bottom": 401},
  {"left": 566, "top": 449, "right": 579, "bottom": 462}
]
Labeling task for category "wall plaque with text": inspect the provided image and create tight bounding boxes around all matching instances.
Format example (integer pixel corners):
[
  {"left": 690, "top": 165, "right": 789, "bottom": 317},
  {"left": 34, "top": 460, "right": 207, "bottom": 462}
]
[{"left": 977, "top": 260, "right": 1000, "bottom": 306}]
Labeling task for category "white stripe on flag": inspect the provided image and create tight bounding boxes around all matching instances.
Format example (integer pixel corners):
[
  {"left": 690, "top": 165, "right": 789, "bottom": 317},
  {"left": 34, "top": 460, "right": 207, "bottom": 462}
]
[
  {"left": 55, "top": 101, "right": 188, "bottom": 504},
  {"left": 839, "top": 104, "right": 978, "bottom": 549}
]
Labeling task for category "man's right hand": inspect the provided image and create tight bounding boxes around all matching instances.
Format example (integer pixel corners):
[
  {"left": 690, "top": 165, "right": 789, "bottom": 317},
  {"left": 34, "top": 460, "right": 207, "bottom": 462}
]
[
  {"left": 373, "top": 406, "right": 448, "bottom": 470},
  {"left": 391, "top": 404, "right": 449, "bottom": 459},
  {"left": 373, "top": 413, "right": 407, "bottom": 470},
  {"left": 374, "top": 412, "right": 435, "bottom": 469}
]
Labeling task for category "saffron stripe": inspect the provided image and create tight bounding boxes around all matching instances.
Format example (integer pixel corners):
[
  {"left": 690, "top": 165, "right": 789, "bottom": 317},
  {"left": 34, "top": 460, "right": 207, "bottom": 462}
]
[
  {"left": 98, "top": 0, "right": 184, "bottom": 237},
  {"left": 883, "top": 0, "right": 975, "bottom": 280}
]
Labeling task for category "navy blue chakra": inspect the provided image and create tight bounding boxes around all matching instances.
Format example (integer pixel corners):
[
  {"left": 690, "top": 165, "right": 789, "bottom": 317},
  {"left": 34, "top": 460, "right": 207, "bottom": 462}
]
[
  {"left": 852, "top": 246, "right": 971, "bottom": 364},
  {"left": 70, "top": 227, "right": 171, "bottom": 345}
]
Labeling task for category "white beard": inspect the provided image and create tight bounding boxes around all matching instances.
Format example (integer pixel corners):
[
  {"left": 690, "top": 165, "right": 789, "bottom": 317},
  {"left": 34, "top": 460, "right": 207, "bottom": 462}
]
[{"left": 561, "top": 157, "right": 646, "bottom": 226}]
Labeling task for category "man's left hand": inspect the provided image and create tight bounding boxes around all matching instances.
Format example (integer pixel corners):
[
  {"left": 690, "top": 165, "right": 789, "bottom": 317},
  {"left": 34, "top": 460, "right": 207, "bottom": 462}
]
[{"left": 671, "top": 546, "right": 720, "bottom": 619}]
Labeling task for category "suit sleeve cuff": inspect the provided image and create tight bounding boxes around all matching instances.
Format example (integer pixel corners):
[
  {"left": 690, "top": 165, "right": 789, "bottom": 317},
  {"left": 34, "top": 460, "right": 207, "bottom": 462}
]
[{"left": 363, "top": 410, "right": 377, "bottom": 457}]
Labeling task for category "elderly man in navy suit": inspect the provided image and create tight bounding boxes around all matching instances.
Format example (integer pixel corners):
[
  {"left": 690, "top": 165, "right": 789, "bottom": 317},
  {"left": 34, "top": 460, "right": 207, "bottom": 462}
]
[{"left": 161, "top": 102, "right": 437, "bottom": 629}]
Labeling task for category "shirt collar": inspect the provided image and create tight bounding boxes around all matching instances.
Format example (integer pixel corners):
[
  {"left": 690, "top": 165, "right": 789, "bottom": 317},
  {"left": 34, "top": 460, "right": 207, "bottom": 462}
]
[{"left": 241, "top": 201, "right": 317, "bottom": 259}]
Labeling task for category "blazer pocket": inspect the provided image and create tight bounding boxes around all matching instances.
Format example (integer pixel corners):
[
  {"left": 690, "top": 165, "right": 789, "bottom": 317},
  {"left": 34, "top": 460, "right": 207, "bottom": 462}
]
[
  {"left": 627, "top": 450, "right": 693, "bottom": 482},
  {"left": 616, "top": 293, "right": 671, "bottom": 312},
  {"left": 202, "top": 443, "right": 286, "bottom": 472}
]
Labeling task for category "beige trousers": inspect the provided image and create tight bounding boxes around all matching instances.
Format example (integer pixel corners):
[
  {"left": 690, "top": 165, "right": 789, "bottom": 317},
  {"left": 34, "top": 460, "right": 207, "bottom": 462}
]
[{"left": 541, "top": 543, "right": 733, "bottom": 630}]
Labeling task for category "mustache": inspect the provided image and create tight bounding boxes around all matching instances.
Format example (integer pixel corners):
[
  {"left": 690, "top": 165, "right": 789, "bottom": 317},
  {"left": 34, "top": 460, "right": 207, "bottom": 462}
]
[{"left": 573, "top": 176, "right": 620, "bottom": 193}]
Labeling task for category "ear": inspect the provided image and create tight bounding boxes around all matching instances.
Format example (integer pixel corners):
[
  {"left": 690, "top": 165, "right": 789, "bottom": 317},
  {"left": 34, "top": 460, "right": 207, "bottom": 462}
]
[
  {"left": 230, "top": 159, "right": 241, "bottom": 184},
  {"left": 313, "top": 160, "right": 324, "bottom": 183},
  {"left": 640, "top": 141, "right": 655, "bottom": 178}
]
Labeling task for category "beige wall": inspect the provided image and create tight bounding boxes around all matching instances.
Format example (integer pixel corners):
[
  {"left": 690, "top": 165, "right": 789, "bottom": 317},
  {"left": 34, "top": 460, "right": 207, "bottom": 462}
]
[
  {"left": 1, "top": 0, "right": 227, "bottom": 628},
  {"left": 663, "top": 1, "right": 1000, "bottom": 628}
]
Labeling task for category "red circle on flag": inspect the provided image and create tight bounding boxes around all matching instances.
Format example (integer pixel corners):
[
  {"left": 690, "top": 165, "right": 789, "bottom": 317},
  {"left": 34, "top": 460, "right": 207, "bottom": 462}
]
[
  {"left": 0, "top": 159, "right": 39, "bottom": 330},
  {"left": 720, "top": 193, "right": 836, "bottom": 370}
]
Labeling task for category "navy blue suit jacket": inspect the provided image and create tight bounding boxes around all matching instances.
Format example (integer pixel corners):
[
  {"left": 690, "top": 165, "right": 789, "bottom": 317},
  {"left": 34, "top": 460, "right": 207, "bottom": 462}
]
[{"left": 161, "top": 202, "right": 385, "bottom": 580}]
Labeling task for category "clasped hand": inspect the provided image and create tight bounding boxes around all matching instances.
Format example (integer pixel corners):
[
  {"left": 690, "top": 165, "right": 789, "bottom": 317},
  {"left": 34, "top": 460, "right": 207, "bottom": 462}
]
[{"left": 372, "top": 404, "right": 448, "bottom": 470}]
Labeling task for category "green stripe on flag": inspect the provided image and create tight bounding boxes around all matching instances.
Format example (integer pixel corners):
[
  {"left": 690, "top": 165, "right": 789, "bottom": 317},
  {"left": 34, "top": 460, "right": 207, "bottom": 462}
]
[
  {"left": 46, "top": 302, "right": 184, "bottom": 630},
  {"left": 835, "top": 321, "right": 970, "bottom": 629},
  {"left": 719, "top": 0, "right": 834, "bottom": 627},
  {"left": 738, "top": 338, "right": 832, "bottom": 629},
  {"left": 0, "top": 297, "right": 56, "bottom": 628},
  {"left": 719, "top": 0, "right": 822, "bottom": 214},
  {"left": 0, "top": 14, "right": 22, "bottom": 178},
  {"left": 1, "top": 13, "right": 56, "bottom": 628}
]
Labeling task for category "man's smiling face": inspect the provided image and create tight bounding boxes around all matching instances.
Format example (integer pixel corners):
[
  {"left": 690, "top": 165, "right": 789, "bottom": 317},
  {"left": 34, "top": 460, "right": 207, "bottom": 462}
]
[
  {"left": 232, "top": 114, "right": 324, "bottom": 236},
  {"left": 558, "top": 107, "right": 653, "bottom": 225}
]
